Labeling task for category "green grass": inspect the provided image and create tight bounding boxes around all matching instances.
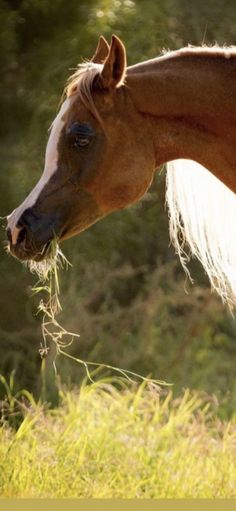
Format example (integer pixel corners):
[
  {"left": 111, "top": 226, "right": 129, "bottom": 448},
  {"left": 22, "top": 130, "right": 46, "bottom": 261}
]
[{"left": 1, "top": 380, "right": 236, "bottom": 498}]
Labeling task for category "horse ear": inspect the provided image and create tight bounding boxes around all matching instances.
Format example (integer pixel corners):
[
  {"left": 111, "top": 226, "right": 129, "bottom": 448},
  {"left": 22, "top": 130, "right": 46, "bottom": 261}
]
[
  {"left": 92, "top": 36, "right": 110, "bottom": 64},
  {"left": 100, "top": 35, "right": 127, "bottom": 89}
]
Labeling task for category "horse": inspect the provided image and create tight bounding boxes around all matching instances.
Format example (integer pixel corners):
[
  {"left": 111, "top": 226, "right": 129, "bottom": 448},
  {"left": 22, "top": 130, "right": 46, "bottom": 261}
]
[{"left": 6, "top": 35, "right": 236, "bottom": 308}]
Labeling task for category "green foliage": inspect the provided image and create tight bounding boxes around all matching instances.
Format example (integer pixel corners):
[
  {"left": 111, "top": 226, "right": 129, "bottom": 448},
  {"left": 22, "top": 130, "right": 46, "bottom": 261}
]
[
  {"left": 1, "top": 0, "right": 236, "bottom": 417},
  {"left": 1, "top": 380, "right": 236, "bottom": 498}
]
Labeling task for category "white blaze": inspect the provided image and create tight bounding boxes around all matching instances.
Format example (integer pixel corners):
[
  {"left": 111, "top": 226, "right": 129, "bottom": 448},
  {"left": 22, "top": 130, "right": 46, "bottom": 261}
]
[{"left": 7, "top": 97, "right": 72, "bottom": 245}]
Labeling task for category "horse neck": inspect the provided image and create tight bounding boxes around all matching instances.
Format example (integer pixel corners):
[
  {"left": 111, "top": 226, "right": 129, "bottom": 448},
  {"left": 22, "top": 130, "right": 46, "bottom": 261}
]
[
  {"left": 127, "top": 48, "right": 236, "bottom": 118},
  {"left": 127, "top": 48, "right": 236, "bottom": 191}
]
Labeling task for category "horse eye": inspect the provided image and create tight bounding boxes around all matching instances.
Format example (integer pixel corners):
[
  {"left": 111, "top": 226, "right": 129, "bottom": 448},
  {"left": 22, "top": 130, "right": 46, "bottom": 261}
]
[
  {"left": 66, "top": 122, "right": 94, "bottom": 149},
  {"left": 75, "top": 137, "right": 89, "bottom": 147}
]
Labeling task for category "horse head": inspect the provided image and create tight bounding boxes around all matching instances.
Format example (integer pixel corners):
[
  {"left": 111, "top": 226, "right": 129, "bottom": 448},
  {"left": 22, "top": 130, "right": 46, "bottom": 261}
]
[{"left": 6, "top": 35, "right": 155, "bottom": 261}]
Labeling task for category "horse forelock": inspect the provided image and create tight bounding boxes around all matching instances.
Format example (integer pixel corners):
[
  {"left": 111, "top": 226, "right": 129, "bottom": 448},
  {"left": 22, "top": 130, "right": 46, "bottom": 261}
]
[{"left": 64, "top": 62, "right": 104, "bottom": 126}]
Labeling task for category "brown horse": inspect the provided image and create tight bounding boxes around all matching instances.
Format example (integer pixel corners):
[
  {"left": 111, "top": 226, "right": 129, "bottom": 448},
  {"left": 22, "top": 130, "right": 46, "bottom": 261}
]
[{"left": 6, "top": 35, "right": 236, "bottom": 306}]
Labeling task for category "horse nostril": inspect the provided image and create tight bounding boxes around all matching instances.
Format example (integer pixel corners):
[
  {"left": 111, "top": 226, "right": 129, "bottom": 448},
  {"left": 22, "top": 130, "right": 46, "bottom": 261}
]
[{"left": 17, "top": 227, "right": 27, "bottom": 245}]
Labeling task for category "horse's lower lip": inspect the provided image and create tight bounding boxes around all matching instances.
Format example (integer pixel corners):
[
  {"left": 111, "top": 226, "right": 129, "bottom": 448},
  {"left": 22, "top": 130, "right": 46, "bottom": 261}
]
[{"left": 8, "top": 239, "right": 53, "bottom": 262}]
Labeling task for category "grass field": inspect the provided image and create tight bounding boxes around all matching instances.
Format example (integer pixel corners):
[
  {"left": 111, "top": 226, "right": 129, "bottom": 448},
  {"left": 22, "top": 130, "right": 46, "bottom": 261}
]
[{"left": 0, "top": 379, "right": 236, "bottom": 498}]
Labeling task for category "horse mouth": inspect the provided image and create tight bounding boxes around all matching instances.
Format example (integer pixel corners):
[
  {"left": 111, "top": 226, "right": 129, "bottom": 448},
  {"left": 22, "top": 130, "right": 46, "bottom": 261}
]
[
  {"left": 8, "top": 238, "right": 54, "bottom": 262},
  {"left": 7, "top": 221, "right": 72, "bottom": 262}
]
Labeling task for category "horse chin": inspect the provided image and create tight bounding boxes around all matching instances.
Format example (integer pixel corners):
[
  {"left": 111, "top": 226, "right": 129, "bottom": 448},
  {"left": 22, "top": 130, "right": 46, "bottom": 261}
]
[{"left": 8, "top": 239, "right": 52, "bottom": 263}]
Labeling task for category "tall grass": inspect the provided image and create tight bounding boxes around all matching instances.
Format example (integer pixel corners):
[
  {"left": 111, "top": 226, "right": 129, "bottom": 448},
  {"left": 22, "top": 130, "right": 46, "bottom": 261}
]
[{"left": 0, "top": 379, "right": 236, "bottom": 498}]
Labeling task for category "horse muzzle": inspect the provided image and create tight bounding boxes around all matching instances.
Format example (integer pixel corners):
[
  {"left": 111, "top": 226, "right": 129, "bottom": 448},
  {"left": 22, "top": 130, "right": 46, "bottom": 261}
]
[
  {"left": 6, "top": 189, "right": 104, "bottom": 261},
  {"left": 7, "top": 207, "right": 60, "bottom": 261}
]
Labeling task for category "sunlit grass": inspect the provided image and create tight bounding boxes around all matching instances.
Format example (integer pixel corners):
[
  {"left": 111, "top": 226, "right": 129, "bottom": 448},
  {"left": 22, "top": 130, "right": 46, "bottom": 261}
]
[
  {"left": 4, "top": 242, "right": 233, "bottom": 498},
  {"left": 1, "top": 380, "right": 236, "bottom": 498}
]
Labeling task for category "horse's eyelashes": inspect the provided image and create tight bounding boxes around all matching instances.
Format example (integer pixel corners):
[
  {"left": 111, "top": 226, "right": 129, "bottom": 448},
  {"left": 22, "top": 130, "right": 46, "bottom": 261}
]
[
  {"left": 66, "top": 122, "right": 94, "bottom": 149},
  {"left": 73, "top": 137, "right": 90, "bottom": 148}
]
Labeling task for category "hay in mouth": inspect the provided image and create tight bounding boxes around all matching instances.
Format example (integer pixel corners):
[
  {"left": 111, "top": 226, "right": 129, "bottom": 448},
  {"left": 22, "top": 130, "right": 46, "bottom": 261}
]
[{"left": 27, "top": 239, "right": 169, "bottom": 386}]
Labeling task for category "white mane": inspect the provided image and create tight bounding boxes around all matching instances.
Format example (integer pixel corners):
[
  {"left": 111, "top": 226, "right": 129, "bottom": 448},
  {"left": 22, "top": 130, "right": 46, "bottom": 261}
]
[{"left": 166, "top": 159, "right": 236, "bottom": 309}]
